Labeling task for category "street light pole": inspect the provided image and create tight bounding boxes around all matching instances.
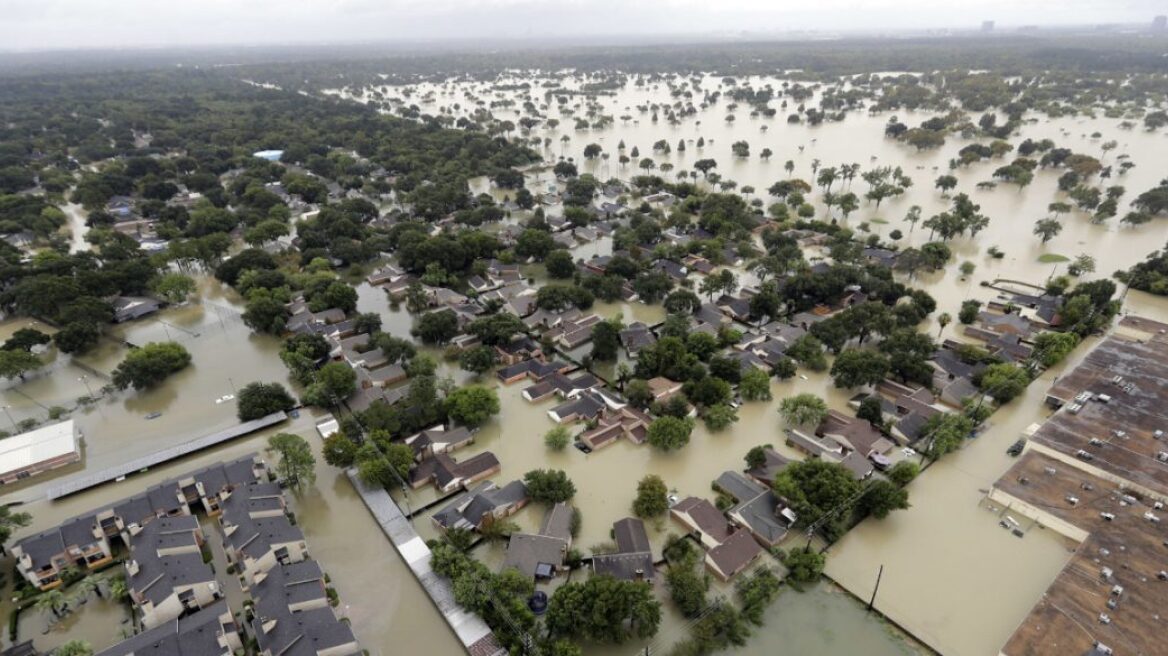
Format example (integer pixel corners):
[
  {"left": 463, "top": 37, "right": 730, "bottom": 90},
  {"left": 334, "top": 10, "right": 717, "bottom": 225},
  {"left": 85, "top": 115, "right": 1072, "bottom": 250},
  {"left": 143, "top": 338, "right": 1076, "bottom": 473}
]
[{"left": 78, "top": 375, "right": 94, "bottom": 398}]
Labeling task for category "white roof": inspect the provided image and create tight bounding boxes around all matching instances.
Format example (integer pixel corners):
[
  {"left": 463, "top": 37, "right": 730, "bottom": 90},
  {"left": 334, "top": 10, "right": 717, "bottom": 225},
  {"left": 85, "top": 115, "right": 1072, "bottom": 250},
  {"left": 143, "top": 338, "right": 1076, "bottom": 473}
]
[
  {"left": 315, "top": 417, "right": 340, "bottom": 440},
  {"left": 0, "top": 419, "right": 79, "bottom": 477}
]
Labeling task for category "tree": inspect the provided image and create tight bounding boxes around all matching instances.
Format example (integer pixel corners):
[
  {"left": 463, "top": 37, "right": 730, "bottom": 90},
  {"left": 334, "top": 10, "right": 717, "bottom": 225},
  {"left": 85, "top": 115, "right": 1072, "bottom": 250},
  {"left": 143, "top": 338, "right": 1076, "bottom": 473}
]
[
  {"left": 150, "top": 272, "right": 196, "bottom": 303},
  {"left": 737, "top": 567, "right": 782, "bottom": 625},
  {"left": 0, "top": 504, "right": 32, "bottom": 552},
  {"left": 545, "top": 425, "right": 571, "bottom": 451},
  {"left": 3, "top": 328, "right": 50, "bottom": 352},
  {"left": 739, "top": 367, "right": 772, "bottom": 401},
  {"left": 236, "top": 382, "right": 295, "bottom": 421},
  {"left": 445, "top": 385, "right": 500, "bottom": 427},
  {"left": 546, "top": 575, "right": 661, "bottom": 643},
  {"left": 703, "top": 404, "right": 738, "bottom": 431},
  {"left": 267, "top": 433, "right": 316, "bottom": 491},
  {"left": 524, "top": 469, "right": 576, "bottom": 504},
  {"left": 859, "top": 479, "right": 910, "bottom": 519},
  {"left": 1030, "top": 332, "right": 1080, "bottom": 369},
  {"left": 782, "top": 547, "right": 826, "bottom": 590},
  {"left": 937, "top": 312, "right": 952, "bottom": 338},
  {"left": 959, "top": 300, "right": 982, "bottom": 325},
  {"left": 921, "top": 412, "right": 975, "bottom": 459},
  {"left": 302, "top": 362, "right": 356, "bottom": 407},
  {"left": 935, "top": 174, "right": 958, "bottom": 195},
  {"left": 545, "top": 249, "right": 575, "bottom": 279},
  {"left": 466, "top": 312, "right": 525, "bottom": 347},
  {"left": 829, "top": 349, "right": 890, "bottom": 389},
  {"left": 111, "top": 341, "right": 191, "bottom": 390},
  {"left": 412, "top": 309, "right": 460, "bottom": 344},
  {"left": 459, "top": 346, "right": 496, "bottom": 375},
  {"left": 647, "top": 416, "right": 694, "bottom": 451},
  {"left": 591, "top": 318, "right": 623, "bottom": 361},
  {"left": 1033, "top": 218, "right": 1062, "bottom": 244},
  {"left": 53, "top": 641, "right": 94, "bottom": 656},
  {"left": 773, "top": 459, "right": 860, "bottom": 539},
  {"left": 857, "top": 396, "right": 884, "bottom": 426},
  {"left": 0, "top": 349, "right": 42, "bottom": 380},
  {"left": 887, "top": 460, "right": 920, "bottom": 487},
  {"left": 322, "top": 432, "right": 360, "bottom": 467},
  {"left": 667, "top": 560, "right": 709, "bottom": 618},
  {"left": 779, "top": 393, "right": 828, "bottom": 427},
  {"left": 633, "top": 475, "right": 669, "bottom": 518},
  {"left": 979, "top": 363, "right": 1030, "bottom": 403}
]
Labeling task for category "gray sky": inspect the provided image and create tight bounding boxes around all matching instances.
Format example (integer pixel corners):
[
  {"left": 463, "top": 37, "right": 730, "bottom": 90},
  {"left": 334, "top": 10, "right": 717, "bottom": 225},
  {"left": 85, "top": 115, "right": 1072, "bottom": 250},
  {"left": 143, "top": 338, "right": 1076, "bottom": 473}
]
[{"left": 2, "top": 0, "right": 1162, "bottom": 51}]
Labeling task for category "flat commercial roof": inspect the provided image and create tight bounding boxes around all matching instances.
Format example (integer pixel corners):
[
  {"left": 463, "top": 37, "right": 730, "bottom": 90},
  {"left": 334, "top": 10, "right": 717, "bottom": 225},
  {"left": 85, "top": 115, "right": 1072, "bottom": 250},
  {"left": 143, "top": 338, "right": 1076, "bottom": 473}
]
[{"left": 0, "top": 419, "right": 78, "bottom": 478}]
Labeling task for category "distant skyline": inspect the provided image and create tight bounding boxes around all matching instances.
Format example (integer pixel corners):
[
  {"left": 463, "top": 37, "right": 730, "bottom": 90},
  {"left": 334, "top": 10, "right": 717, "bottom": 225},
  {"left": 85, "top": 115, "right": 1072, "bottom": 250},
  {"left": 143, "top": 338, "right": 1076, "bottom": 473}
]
[{"left": 1, "top": 0, "right": 1163, "bottom": 52}]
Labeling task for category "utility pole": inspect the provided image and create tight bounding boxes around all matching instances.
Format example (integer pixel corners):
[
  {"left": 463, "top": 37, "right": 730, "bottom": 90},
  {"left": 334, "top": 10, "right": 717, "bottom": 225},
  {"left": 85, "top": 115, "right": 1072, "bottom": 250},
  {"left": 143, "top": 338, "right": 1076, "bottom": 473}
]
[{"left": 868, "top": 564, "right": 884, "bottom": 611}]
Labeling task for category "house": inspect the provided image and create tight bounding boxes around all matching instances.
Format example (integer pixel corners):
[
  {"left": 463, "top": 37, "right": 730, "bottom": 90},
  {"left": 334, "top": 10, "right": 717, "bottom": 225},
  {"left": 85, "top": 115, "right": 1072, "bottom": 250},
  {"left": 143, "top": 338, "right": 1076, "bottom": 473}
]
[
  {"left": 409, "top": 452, "right": 502, "bottom": 493},
  {"left": 620, "top": 322, "right": 657, "bottom": 357},
  {"left": 817, "top": 410, "right": 896, "bottom": 458},
  {"left": 577, "top": 405, "right": 653, "bottom": 450},
  {"left": 13, "top": 456, "right": 266, "bottom": 590},
  {"left": 12, "top": 514, "right": 114, "bottom": 590},
  {"left": 494, "top": 336, "right": 543, "bottom": 366},
  {"left": 716, "top": 294, "right": 751, "bottom": 322},
  {"left": 670, "top": 497, "right": 732, "bottom": 549},
  {"left": 404, "top": 425, "right": 475, "bottom": 458},
  {"left": 592, "top": 518, "right": 655, "bottom": 582},
  {"left": 366, "top": 264, "right": 405, "bottom": 286},
  {"left": 651, "top": 259, "right": 689, "bottom": 283},
  {"left": 112, "top": 296, "right": 162, "bottom": 323},
  {"left": 540, "top": 502, "right": 574, "bottom": 545},
  {"left": 96, "top": 600, "right": 242, "bottom": 656},
  {"left": 219, "top": 483, "right": 308, "bottom": 587},
  {"left": 548, "top": 390, "right": 622, "bottom": 424},
  {"left": 125, "top": 516, "right": 219, "bottom": 629},
  {"left": 787, "top": 429, "right": 873, "bottom": 480},
  {"left": 715, "top": 471, "right": 795, "bottom": 548},
  {"left": 745, "top": 448, "right": 793, "bottom": 487},
  {"left": 522, "top": 372, "right": 602, "bottom": 402},
  {"left": 496, "top": 358, "right": 572, "bottom": 384},
  {"left": 251, "top": 562, "right": 360, "bottom": 656},
  {"left": 502, "top": 533, "right": 569, "bottom": 579},
  {"left": 705, "top": 530, "right": 764, "bottom": 581},
  {"left": 431, "top": 481, "right": 529, "bottom": 531},
  {"left": 647, "top": 377, "right": 683, "bottom": 403}
]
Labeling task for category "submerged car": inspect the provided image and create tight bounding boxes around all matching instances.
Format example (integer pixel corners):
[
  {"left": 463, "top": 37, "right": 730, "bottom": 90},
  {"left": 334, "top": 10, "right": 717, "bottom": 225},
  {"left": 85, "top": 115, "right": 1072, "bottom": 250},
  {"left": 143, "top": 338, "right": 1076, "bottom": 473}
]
[{"left": 1007, "top": 439, "right": 1026, "bottom": 457}]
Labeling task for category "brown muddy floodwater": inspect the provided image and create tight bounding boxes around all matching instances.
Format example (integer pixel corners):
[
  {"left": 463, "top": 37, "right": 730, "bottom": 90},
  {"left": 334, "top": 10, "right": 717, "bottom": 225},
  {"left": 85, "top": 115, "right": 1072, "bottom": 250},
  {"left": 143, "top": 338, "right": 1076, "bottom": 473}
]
[
  {"left": 5, "top": 68, "right": 1168, "bottom": 655},
  {"left": 327, "top": 70, "right": 1168, "bottom": 654}
]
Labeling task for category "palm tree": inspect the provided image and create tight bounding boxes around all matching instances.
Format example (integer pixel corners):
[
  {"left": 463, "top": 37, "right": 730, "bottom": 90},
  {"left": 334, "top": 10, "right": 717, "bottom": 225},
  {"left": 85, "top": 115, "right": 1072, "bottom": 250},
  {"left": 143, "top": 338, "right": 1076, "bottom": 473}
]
[
  {"left": 36, "top": 588, "right": 68, "bottom": 620},
  {"left": 937, "top": 312, "right": 952, "bottom": 338},
  {"left": 784, "top": 160, "right": 795, "bottom": 177}
]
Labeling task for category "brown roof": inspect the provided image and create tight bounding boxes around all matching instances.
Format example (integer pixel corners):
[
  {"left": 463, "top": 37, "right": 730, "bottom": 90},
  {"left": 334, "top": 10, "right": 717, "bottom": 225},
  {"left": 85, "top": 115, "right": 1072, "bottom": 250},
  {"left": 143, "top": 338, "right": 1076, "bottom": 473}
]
[
  {"left": 671, "top": 497, "right": 732, "bottom": 543},
  {"left": 706, "top": 530, "right": 763, "bottom": 578}
]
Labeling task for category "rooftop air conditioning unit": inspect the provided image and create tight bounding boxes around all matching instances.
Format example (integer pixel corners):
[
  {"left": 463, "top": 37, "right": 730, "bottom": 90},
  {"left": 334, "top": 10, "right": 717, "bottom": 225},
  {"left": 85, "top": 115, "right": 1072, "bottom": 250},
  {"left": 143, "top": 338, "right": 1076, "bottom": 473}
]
[
  {"left": 1089, "top": 438, "right": 1104, "bottom": 447},
  {"left": 1101, "top": 512, "right": 1116, "bottom": 521},
  {"left": 1098, "top": 394, "right": 1112, "bottom": 403},
  {"left": 1066, "top": 496, "right": 1079, "bottom": 506},
  {"left": 1101, "top": 566, "right": 1113, "bottom": 579},
  {"left": 1157, "top": 452, "right": 1168, "bottom": 463}
]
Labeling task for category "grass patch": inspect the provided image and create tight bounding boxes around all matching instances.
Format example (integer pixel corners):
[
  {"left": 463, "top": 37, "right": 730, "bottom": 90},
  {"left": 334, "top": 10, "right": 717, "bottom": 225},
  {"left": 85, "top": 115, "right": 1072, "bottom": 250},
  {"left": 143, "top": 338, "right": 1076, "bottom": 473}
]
[{"left": 1037, "top": 253, "right": 1070, "bottom": 263}]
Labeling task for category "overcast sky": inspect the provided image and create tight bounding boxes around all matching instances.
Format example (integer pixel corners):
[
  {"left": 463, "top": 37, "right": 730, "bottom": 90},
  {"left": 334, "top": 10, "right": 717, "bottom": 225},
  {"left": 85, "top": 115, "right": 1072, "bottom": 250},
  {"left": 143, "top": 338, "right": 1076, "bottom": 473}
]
[{"left": 2, "top": 0, "right": 1163, "bottom": 51}]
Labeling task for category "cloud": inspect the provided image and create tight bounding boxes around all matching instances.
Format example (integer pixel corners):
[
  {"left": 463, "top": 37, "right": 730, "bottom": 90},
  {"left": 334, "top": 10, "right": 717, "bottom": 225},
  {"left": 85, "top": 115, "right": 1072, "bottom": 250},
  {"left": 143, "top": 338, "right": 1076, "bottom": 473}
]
[{"left": 0, "top": 0, "right": 1157, "bottom": 51}]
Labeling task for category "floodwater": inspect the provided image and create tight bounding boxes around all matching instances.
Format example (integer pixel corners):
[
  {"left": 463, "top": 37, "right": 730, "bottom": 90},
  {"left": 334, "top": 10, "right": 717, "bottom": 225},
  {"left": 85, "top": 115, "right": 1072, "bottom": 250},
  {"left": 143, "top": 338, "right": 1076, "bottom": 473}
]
[
  {"left": 1, "top": 276, "right": 290, "bottom": 491},
  {"left": 323, "top": 71, "right": 1168, "bottom": 654},
  {"left": 4, "top": 68, "right": 1168, "bottom": 655}
]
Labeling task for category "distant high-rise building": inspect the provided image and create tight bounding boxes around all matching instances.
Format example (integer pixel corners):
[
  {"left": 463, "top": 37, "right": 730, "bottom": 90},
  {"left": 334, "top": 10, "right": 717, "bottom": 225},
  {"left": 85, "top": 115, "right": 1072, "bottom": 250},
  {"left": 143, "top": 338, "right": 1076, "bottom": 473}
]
[
  {"left": 981, "top": 20, "right": 995, "bottom": 32},
  {"left": 1153, "top": 15, "right": 1167, "bottom": 32}
]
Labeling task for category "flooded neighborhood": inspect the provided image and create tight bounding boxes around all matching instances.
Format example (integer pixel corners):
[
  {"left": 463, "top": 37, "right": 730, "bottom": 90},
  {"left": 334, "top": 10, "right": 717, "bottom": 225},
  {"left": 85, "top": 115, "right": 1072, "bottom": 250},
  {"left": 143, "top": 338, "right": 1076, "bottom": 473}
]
[{"left": 3, "top": 12, "right": 1168, "bottom": 656}]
